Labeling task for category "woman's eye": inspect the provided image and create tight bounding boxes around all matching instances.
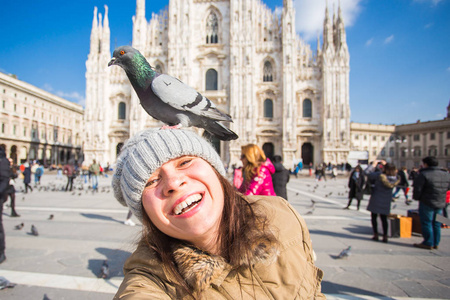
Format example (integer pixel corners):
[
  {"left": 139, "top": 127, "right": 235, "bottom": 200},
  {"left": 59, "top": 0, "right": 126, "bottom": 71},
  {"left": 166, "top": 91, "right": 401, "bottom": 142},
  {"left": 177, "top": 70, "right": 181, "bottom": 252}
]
[
  {"left": 179, "top": 158, "right": 193, "bottom": 167},
  {"left": 146, "top": 178, "right": 159, "bottom": 187}
]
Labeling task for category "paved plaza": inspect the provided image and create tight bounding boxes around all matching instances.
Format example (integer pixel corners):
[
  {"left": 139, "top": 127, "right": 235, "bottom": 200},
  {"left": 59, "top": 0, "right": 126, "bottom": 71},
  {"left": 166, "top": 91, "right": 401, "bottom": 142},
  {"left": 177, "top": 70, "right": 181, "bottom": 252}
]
[{"left": 0, "top": 171, "right": 449, "bottom": 299}]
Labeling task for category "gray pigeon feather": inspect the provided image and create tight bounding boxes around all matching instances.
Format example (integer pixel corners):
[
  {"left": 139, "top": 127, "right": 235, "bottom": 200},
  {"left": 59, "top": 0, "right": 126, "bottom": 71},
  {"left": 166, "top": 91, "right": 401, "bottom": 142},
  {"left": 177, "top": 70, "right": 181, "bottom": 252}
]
[{"left": 108, "top": 46, "right": 238, "bottom": 141}]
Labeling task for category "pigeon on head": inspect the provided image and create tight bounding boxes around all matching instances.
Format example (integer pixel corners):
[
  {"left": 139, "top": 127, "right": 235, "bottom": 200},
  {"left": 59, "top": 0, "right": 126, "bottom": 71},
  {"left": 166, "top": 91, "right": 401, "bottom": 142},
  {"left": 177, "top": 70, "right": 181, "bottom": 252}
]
[{"left": 108, "top": 46, "right": 238, "bottom": 141}]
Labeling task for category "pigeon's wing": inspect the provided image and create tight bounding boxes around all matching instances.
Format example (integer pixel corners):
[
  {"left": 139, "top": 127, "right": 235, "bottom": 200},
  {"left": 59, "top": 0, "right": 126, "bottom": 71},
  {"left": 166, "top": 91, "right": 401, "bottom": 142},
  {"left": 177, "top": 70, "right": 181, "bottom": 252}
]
[{"left": 151, "top": 74, "right": 231, "bottom": 122}]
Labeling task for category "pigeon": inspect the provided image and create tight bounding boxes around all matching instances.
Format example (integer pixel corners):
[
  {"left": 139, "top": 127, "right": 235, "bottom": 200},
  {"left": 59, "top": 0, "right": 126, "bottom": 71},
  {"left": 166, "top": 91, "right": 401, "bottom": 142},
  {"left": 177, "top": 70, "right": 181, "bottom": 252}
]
[
  {"left": 0, "top": 277, "right": 16, "bottom": 290},
  {"left": 336, "top": 246, "right": 351, "bottom": 259},
  {"left": 31, "top": 225, "right": 39, "bottom": 236},
  {"left": 100, "top": 260, "right": 109, "bottom": 279},
  {"left": 43, "top": 294, "right": 51, "bottom": 300},
  {"left": 108, "top": 46, "right": 238, "bottom": 141},
  {"left": 309, "top": 199, "right": 316, "bottom": 208},
  {"left": 14, "top": 223, "right": 24, "bottom": 230},
  {"left": 306, "top": 207, "right": 315, "bottom": 215},
  {"left": 48, "top": 214, "right": 54, "bottom": 220}
]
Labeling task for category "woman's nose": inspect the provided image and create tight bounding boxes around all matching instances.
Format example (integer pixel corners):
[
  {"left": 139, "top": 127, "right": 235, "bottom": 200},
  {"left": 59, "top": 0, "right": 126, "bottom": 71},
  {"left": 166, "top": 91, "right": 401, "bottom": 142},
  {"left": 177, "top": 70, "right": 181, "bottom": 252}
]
[{"left": 161, "top": 171, "right": 186, "bottom": 196}]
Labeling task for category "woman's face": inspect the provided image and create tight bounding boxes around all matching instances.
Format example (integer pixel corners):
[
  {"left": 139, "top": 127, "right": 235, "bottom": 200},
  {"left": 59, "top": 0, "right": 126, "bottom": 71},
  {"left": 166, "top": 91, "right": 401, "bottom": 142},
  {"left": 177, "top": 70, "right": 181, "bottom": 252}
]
[{"left": 142, "top": 156, "right": 224, "bottom": 249}]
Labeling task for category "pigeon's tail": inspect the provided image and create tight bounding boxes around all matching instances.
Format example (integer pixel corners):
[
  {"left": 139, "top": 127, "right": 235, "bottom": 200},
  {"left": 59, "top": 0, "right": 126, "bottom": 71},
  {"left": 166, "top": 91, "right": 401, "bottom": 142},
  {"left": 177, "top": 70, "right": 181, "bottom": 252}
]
[{"left": 204, "top": 121, "right": 238, "bottom": 141}]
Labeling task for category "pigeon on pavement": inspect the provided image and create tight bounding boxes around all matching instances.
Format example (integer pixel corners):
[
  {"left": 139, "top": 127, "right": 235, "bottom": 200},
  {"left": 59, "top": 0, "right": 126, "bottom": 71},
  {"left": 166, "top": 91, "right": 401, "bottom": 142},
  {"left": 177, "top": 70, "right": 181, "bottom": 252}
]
[
  {"left": 48, "top": 214, "right": 54, "bottom": 220},
  {"left": 0, "top": 277, "right": 16, "bottom": 290},
  {"left": 14, "top": 223, "right": 24, "bottom": 230},
  {"left": 108, "top": 46, "right": 238, "bottom": 141},
  {"left": 31, "top": 225, "right": 39, "bottom": 236},
  {"left": 336, "top": 246, "right": 351, "bottom": 259},
  {"left": 100, "top": 260, "right": 110, "bottom": 279}
]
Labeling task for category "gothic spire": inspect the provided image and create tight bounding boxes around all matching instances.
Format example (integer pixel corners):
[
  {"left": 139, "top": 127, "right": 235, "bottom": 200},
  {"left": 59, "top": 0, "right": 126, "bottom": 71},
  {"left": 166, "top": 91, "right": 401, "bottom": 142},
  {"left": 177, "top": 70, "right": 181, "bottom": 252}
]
[
  {"left": 89, "top": 7, "right": 99, "bottom": 55},
  {"left": 102, "top": 5, "right": 110, "bottom": 55}
]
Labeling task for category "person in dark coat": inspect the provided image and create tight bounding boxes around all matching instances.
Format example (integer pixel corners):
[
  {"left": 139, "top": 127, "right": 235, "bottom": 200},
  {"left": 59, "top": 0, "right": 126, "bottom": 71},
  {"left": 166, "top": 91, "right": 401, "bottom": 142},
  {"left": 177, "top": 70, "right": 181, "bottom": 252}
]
[
  {"left": 23, "top": 162, "right": 33, "bottom": 193},
  {"left": 365, "top": 160, "right": 400, "bottom": 243},
  {"left": 3, "top": 159, "right": 19, "bottom": 217},
  {"left": 0, "top": 147, "right": 11, "bottom": 263},
  {"left": 412, "top": 156, "right": 450, "bottom": 250},
  {"left": 345, "top": 165, "right": 365, "bottom": 210},
  {"left": 271, "top": 155, "right": 290, "bottom": 200}
]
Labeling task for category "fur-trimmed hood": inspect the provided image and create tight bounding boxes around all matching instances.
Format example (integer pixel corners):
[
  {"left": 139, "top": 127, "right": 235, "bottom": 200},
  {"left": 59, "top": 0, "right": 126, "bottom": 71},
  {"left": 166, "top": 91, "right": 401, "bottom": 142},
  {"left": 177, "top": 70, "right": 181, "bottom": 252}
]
[{"left": 173, "top": 231, "right": 279, "bottom": 292}]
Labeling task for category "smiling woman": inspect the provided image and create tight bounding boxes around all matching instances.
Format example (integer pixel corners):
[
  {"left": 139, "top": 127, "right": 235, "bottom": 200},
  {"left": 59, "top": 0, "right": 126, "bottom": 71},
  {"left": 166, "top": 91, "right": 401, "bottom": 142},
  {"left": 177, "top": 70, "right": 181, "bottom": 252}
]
[{"left": 112, "top": 128, "right": 325, "bottom": 299}]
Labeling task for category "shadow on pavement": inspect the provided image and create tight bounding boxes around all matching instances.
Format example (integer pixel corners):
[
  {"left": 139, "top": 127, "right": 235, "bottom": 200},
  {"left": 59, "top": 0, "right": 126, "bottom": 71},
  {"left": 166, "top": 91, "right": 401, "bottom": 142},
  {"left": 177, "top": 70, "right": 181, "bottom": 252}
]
[
  {"left": 322, "top": 281, "right": 386, "bottom": 297},
  {"left": 80, "top": 213, "right": 124, "bottom": 224},
  {"left": 88, "top": 247, "right": 132, "bottom": 280},
  {"left": 311, "top": 227, "right": 420, "bottom": 249}
]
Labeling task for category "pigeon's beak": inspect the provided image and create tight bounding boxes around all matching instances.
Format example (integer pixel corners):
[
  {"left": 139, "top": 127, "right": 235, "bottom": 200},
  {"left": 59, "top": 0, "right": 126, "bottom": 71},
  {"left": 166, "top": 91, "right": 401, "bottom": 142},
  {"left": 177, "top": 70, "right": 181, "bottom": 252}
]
[{"left": 108, "top": 57, "right": 117, "bottom": 67}]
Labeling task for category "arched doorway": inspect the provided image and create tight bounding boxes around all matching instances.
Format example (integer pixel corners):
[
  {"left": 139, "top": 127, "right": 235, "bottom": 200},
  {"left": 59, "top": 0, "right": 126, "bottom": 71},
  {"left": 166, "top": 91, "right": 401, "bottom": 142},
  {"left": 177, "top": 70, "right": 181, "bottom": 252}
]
[
  {"left": 301, "top": 143, "right": 313, "bottom": 166},
  {"left": 10, "top": 145, "right": 17, "bottom": 165},
  {"left": 262, "top": 143, "right": 274, "bottom": 160}
]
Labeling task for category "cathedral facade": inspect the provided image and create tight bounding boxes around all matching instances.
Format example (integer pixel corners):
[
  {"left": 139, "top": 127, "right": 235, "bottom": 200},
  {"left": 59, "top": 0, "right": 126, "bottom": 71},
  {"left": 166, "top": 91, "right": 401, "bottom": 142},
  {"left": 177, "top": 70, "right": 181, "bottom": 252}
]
[{"left": 84, "top": 0, "right": 351, "bottom": 169}]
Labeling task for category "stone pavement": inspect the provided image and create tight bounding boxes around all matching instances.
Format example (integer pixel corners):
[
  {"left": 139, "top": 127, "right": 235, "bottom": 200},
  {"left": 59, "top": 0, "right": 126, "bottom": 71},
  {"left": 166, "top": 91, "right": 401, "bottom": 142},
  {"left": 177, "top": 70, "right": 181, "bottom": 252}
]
[{"left": 0, "top": 172, "right": 448, "bottom": 299}]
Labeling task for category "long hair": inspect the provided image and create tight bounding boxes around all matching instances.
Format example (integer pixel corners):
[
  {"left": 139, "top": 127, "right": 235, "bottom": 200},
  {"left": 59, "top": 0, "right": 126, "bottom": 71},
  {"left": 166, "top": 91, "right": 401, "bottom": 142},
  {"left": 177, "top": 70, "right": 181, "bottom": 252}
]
[
  {"left": 140, "top": 168, "right": 276, "bottom": 297},
  {"left": 241, "top": 144, "right": 266, "bottom": 182}
]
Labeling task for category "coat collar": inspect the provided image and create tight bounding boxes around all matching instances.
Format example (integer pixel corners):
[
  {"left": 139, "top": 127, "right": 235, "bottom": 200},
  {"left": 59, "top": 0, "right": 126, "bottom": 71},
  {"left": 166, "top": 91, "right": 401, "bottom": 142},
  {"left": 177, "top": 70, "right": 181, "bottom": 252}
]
[{"left": 172, "top": 231, "right": 280, "bottom": 291}]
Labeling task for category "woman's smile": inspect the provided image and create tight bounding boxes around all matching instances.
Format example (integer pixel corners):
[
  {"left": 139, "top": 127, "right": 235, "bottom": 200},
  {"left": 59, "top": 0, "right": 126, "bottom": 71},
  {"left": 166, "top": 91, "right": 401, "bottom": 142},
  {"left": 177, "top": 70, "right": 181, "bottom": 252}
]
[{"left": 172, "top": 192, "right": 204, "bottom": 216}]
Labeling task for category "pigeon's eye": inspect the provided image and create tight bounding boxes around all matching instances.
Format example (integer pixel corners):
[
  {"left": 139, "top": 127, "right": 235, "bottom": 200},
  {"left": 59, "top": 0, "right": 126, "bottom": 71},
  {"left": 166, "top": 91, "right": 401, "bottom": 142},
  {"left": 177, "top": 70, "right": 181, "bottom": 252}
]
[{"left": 120, "top": 50, "right": 125, "bottom": 55}]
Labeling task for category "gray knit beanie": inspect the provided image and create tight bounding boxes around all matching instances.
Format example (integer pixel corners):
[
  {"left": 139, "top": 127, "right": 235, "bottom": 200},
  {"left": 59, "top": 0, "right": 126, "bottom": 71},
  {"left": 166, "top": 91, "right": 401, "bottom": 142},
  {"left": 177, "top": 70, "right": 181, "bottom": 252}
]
[{"left": 112, "top": 128, "right": 226, "bottom": 221}]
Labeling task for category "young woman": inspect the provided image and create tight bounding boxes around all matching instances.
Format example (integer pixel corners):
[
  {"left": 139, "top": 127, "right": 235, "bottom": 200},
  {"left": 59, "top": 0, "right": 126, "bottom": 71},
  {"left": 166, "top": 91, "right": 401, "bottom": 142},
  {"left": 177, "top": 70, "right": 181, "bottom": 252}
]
[
  {"left": 365, "top": 160, "right": 400, "bottom": 243},
  {"left": 112, "top": 129, "right": 324, "bottom": 299},
  {"left": 238, "top": 144, "right": 276, "bottom": 196},
  {"left": 345, "top": 165, "right": 365, "bottom": 210}
]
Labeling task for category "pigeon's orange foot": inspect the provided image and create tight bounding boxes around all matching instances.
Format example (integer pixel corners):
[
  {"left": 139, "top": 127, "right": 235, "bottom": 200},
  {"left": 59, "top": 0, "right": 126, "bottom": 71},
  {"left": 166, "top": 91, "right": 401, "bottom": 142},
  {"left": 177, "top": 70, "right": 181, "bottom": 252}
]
[{"left": 160, "top": 124, "right": 182, "bottom": 130}]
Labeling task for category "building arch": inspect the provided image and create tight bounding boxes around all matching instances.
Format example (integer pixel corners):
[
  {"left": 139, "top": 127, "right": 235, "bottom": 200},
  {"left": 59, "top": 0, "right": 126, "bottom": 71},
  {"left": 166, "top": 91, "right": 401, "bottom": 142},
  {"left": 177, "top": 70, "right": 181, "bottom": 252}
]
[
  {"left": 262, "top": 143, "right": 274, "bottom": 160},
  {"left": 205, "top": 9, "right": 220, "bottom": 44}
]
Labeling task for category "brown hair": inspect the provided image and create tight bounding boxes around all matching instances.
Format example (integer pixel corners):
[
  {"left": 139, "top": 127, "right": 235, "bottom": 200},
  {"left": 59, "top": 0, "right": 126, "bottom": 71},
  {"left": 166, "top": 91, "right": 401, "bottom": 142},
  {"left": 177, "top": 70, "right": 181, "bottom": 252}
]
[
  {"left": 140, "top": 168, "right": 276, "bottom": 297},
  {"left": 241, "top": 144, "right": 266, "bottom": 182},
  {"left": 383, "top": 163, "right": 397, "bottom": 176}
]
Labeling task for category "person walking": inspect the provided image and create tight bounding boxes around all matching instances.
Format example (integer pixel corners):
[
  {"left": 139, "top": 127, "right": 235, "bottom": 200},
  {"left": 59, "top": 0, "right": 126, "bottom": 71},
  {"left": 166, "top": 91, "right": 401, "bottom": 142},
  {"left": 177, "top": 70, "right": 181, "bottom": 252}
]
[
  {"left": 392, "top": 166, "right": 411, "bottom": 205},
  {"left": 412, "top": 156, "right": 450, "bottom": 250},
  {"left": 238, "top": 144, "right": 276, "bottom": 196},
  {"left": 345, "top": 165, "right": 365, "bottom": 210},
  {"left": 23, "top": 162, "right": 33, "bottom": 193},
  {"left": 89, "top": 160, "right": 100, "bottom": 191},
  {"left": 365, "top": 160, "right": 400, "bottom": 243},
  {"left": 111, "top": 128, "right": 325, "bottom": 298},
  {"left": 0, "top": 147, "right": 11, "bottom": 263},
  {"left": 63, "top": 160, "right": 75, "bottom": 192},
  {"left": 3, "top": 159, "right": 19, "bottom": 217},
  {"left": 271, "top": 155, "right": 290, "bottom": 200}
]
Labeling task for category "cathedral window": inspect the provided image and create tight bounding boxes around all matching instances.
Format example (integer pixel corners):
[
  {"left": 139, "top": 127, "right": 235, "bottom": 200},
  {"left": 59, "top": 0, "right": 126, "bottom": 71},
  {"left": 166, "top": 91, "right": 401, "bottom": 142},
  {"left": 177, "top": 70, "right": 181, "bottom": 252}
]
[
  {"left": 389, "top": 147, "right": 394, "bottom": 157},
  {"left": 118, "top": 102, "right": 126, "bottom": 120},
  {"left": 302, "top": 99, "right": 312, "bottom": 118},
  {"left": 263, "top": 61, "right": 273, "bottom": 82},
  {"left": 206, "top": 12, "right": 219, "bottom": 44},
  {"left": 264, "top": 99, "right": 273, "bottom": 118},
  {"left": 205, "top": 69, "right": 218, "bottom": 90}
]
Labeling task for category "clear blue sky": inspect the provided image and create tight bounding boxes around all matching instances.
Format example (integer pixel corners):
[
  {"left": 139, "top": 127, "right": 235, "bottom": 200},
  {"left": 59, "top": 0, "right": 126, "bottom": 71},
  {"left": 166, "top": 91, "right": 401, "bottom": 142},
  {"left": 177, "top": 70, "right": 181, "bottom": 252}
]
[{"left": 1, "top": 0, "right": 449, "bottom": 125}]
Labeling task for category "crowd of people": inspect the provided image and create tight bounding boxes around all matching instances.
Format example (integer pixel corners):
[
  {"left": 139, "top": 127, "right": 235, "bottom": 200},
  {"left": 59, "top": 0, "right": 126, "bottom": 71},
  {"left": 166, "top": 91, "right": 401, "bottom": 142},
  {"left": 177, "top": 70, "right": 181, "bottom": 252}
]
[{"left": 1, "top": 128, "right": 449, "bottom": 297}]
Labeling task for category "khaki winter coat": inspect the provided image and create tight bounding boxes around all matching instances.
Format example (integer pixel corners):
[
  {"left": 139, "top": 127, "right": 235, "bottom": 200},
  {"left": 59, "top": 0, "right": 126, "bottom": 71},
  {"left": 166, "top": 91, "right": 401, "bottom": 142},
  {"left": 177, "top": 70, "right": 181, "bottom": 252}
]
[{"left": 114, "top": 196, "right": 325, "bottom": 299}]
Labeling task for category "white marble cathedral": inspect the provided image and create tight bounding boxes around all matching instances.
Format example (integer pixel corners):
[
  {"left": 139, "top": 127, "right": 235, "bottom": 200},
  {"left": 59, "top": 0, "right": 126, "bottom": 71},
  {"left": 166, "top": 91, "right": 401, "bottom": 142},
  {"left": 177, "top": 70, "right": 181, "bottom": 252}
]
[{"left": 84, "top": 0, "right": 350, "bottom": 169}]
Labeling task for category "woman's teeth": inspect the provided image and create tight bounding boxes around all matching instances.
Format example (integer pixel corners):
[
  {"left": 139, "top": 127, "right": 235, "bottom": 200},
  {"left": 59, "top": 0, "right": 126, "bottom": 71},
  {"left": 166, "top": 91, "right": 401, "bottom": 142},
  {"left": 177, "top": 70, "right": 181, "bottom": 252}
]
[{"left": 173, "top": 194, "right": 203, "bottom": 215}]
